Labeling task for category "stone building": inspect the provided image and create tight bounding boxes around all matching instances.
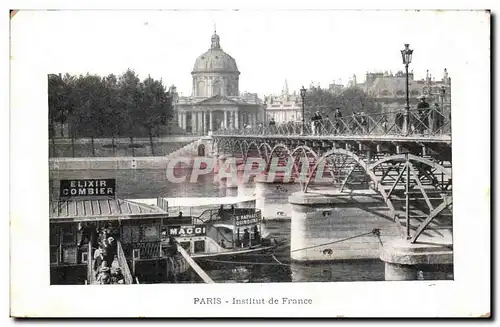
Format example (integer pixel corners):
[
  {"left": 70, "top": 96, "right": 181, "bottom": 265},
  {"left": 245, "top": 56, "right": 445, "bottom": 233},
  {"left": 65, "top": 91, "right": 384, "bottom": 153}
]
[
  {"left": 360, "top": 69, "right": 451, "bottom": 112},
  {"left": 263, "top": 80, "right": 303, "bottom": 124},
  {"left": 175, "top": 31, "right": 263, "bottom": 134}
]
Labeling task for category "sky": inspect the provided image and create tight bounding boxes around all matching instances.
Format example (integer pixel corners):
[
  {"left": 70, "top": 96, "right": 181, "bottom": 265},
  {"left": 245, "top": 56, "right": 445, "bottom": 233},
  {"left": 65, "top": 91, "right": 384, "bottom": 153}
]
[{"left": 12, "top": 10, "right": 489, "bottom": 97}]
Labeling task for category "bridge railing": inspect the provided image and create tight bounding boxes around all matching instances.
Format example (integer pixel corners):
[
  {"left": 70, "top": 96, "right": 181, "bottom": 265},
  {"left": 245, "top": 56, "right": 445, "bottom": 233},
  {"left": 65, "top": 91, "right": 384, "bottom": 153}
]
[{"left": 214, "top": 108, "right": 451, "bottom": 137}]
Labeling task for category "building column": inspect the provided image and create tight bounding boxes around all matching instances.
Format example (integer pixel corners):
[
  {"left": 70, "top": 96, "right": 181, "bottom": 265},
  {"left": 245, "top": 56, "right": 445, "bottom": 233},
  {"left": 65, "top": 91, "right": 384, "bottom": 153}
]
[
  {"left": 177, "top": 111, "right": 182, "bottom": 128},
  {"left": 198, "top": 111, "right": 203, "bottom": 135},
  {"left": 209, "top": 110, "right": 214, "bottom": 131},
  {"left": 235, "top": 110, "right": 239, "bottom": 129},
  {"left": 192, "top": 112, "right": 197, "bottom": 134},
  {"left": 223, "top": 110, "right": 228, "bottom": 130},
  {"left": 230, "top": 111, "right": 235, "bottom": 130},
  {"left": 252, "top": 113, "right": 257, "bottom": 127},
  {"left": 182, "top": 112, "right": 187, "bottom": 130}
]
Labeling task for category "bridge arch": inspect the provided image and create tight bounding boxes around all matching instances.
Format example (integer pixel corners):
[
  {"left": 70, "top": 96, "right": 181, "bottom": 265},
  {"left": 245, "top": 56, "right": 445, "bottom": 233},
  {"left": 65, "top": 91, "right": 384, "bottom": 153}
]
[
  {"left": 244, "top": 141, "right": 262, "bottom": 160},
  {"left": 264, "top": 143, "right": 320, "bottom": 188},
  {"left": 257, "top": 142, "right": 273, "bottom": 162},
  {"left": 230, "top": 140, "right": 245, "bottom": 159},
  {"left": 305, "top": 150, "right": 452, "bottom": 242}
]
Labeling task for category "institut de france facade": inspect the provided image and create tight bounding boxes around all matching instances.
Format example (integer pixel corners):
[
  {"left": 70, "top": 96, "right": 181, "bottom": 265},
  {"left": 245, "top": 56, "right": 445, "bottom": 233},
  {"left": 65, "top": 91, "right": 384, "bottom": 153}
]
[{"left": 175, "top": 32, "right": 263, "bottom": 134}]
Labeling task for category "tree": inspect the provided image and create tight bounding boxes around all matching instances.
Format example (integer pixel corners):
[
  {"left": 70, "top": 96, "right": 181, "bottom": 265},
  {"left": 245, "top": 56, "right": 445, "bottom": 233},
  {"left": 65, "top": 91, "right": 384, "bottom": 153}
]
[{"left": 304, "top": 86, "right": 380, "bottom": 120}]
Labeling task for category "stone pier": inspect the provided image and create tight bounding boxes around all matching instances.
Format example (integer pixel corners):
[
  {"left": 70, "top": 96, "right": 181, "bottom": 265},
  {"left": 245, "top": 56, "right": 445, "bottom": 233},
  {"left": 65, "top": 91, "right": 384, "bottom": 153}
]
[
  {"left": 380, "top": 238, "right": 453, "bottom": 281},
  {"left": 254, "top": 174, "right": 299, "bottom": 220},
  {"left": 288, "top": 189, "right": 400, "bottom": 262}
]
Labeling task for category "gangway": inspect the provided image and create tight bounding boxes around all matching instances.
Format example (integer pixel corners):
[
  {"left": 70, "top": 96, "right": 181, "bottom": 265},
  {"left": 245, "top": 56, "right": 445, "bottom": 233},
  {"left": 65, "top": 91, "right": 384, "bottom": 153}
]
[
  {"left": 176, "top": 244, "right": 214, "bottom": 284},
  {"left": 86, "top": 240, "right": 134, "bottom": 285}
]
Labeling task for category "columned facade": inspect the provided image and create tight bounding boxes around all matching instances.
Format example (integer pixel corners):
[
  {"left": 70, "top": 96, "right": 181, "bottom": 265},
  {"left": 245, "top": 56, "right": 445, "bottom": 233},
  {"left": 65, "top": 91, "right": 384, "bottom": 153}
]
[{"left": 174, "top": 31, "right": 263, "bottom": 135}]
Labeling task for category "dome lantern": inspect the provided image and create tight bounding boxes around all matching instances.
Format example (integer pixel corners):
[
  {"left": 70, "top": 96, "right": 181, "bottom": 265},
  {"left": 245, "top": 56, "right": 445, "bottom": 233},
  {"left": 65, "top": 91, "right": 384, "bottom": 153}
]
[{"left": 211, "top": 32, "right": 221, "bottom": 49}]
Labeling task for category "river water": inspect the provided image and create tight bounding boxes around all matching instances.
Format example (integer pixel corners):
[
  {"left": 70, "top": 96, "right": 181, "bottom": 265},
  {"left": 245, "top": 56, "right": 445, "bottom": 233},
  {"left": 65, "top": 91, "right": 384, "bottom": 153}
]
[{"left": 49, "top": 169, "right": 453, "bottom": 283}]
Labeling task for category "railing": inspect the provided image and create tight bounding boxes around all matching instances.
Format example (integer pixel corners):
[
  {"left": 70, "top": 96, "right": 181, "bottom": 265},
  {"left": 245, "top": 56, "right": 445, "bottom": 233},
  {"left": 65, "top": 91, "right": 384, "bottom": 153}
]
[
  {"left": 116, "top": 240, "right": 134, "bottom": 285},
  {"left": 213, "top": 108, "right": 451, "bottom": 137},
  {"left": 192, "top": 209, "right": 219, "bottom": 224}
]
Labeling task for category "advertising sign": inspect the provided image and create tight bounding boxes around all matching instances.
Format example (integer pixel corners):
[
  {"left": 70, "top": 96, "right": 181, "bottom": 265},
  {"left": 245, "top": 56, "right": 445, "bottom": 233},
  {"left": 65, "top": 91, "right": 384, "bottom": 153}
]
[
  {"left": 234, "top": 211, "right": 261, "bottom": 227},
  {"left": 59, "top": 179, "right": 116, "bottom": 198},
  {"left": 166, "top": 225, "right": 206, "bottom": 237}
]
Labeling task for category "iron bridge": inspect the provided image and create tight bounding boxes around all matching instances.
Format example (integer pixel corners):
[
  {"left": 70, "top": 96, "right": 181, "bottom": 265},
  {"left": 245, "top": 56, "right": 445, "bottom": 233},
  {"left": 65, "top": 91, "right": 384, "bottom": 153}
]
[{"left": 211, "top": 109, "right": 452, "bottom": 244}]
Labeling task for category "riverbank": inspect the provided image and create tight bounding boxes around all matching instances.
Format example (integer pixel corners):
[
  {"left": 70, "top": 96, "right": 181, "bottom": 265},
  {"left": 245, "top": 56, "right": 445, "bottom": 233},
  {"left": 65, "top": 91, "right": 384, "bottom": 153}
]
[
  {"left": 49, "top": 136, "right": 200, "bottom": 158},
  {"left": 49, "top": 156, "right": 193, "bottom": 170}
]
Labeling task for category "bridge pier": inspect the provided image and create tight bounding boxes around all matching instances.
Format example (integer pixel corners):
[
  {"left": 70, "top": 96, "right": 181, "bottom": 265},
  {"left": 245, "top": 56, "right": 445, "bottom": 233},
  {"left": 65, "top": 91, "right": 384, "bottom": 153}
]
[
  {"left": 379, "top": 238, "right": 453, "bottom": 281},
  {"left": 254, "top": 174, "right": 298, "bottom": 220},
  {"left": 288, "top": 190, "right": 399, "bottom": 262}
]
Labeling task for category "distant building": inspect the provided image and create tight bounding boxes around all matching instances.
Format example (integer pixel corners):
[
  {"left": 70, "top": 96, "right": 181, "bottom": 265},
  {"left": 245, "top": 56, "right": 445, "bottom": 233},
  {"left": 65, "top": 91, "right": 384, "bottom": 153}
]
[
  {"left": 174, "top": 31, "right": 263, "bottom": 133},
  {"left": 263, "top": 80, "right": 303, "bottom": 124},
  {"left": 328, "top": 79, "right": 344, "bottom": 96},
  {"left": 359, "top": 68, "right": 452, "bottom": 120}
]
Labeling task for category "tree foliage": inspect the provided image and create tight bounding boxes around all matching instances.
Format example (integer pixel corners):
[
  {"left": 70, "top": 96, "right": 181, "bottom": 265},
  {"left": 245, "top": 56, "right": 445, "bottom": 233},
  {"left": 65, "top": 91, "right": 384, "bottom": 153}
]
[
  {"left": 48, "top": 69, "right": 175, "bottom": 137},
  {"left": 304, "top": 86, "right": 382, "bottom": 120}
]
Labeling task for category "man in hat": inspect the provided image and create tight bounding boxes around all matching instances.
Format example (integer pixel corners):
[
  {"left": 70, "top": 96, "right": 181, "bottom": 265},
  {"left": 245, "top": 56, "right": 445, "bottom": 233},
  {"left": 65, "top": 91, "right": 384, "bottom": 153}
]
[
  {"left": 97, "top": 265, "right": 111, "bottom": 285},
  {"left": 111, "top": 267, "right": 124, "bottom": 284},
  {"left": 242, "top": 228, "right": 250, "bottom": 247},
  {"left": 333, "top": 107, "right": 343, "bottom": 134},
  {"left": 311, "top": 111, "right": 323, "bottom": 135},
  {"left": 416, "top": 95, "right": 430, "bottom": 134},
  {"left": 103, "top": 237, "right": 116, "bottom": 268},
  {"left": 433, "top": 102, "right": 443, "bottom": 133},
  {"left": 93, "top": 248, "right": 104, "bottom": 274}
]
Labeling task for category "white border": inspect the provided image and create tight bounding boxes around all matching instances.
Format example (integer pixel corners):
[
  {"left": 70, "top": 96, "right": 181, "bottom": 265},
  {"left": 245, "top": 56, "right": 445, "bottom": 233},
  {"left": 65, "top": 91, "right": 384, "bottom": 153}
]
[{"left": 7, "top": 1, "right": 492, "bottom": 319}]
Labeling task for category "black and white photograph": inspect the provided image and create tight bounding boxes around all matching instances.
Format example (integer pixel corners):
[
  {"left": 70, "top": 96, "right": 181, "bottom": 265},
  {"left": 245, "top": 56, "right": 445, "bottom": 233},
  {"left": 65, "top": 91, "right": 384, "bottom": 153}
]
[{"left": 9, "top": 6, "right": 491, "bottom": 318}]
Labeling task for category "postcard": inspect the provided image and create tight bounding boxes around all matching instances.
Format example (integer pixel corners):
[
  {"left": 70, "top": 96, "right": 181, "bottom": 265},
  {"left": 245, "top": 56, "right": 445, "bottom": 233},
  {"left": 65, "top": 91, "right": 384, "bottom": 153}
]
[{"left": 9, "top": 8, "right": 491, "bottom": 318}]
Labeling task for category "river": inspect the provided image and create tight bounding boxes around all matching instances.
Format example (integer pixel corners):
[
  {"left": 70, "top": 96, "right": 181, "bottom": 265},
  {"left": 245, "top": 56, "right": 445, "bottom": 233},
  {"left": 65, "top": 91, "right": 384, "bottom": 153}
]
[{"left": 49, "top": 169, "right": 453, "bottom": 283}]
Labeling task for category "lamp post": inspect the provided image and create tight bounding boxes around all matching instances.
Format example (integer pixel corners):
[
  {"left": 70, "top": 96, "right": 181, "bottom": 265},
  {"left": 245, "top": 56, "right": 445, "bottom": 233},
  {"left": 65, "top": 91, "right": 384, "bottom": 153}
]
[
  {"left": 400, "top": 44, "right": 413, "bottom": 135},
  {"left": 300, "top": 86, "right": 307, "bottom": 135},
  {"left": 440, "top": 85, "right": 446, "bottom": 114}
]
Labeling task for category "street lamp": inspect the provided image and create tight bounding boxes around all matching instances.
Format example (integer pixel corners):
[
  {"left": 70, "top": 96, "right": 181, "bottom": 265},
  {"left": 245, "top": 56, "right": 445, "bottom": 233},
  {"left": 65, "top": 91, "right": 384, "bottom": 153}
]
[
  {"left": 400, "top": 43, "right": 413, "bottom": 135},
  {"left": 300, "top": 86, "right": 307, "bottom": 135}
]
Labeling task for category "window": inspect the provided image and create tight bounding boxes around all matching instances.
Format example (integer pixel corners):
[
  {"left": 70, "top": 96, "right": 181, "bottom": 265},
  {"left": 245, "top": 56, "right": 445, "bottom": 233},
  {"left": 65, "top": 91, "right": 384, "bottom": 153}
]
[
  {"left": 380, "top": 90, "right": 390, "bottom": 96},
  {"left": 50, "top": 225, "right": 59, "bottom": 246},
  {"left": 81, "top": 252, "right": 89, "bottom": 264},
  {"left": 213, "top": 80, "right": 222, "bottom": 96},
  {"left": 61, "top": 226, "right": 75, "bottom": 244},
  {"left": 194, "top": 240, "right": 206, "bottom": 253},
  {"left": 50, "top": 246, "right": 58, "bottom": 264},
  {"left": 395, "top": 90, "right": 405, "bottom": 96},
  {"left": 180, "top": 242, "right": 191, "bottom": 253}
]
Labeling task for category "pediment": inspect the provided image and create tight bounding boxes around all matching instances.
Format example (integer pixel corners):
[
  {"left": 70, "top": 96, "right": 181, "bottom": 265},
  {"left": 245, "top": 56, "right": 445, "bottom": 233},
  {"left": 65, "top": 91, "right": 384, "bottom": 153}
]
[{"left": 195, "top": 95, "right": 239, "bottom": 105}]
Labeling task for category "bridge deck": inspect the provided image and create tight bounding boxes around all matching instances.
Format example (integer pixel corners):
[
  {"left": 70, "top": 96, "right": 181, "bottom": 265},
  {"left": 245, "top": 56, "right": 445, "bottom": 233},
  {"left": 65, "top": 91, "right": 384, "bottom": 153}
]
[{"left": 214, "top": 134, "right": 451, "bottom": 144}]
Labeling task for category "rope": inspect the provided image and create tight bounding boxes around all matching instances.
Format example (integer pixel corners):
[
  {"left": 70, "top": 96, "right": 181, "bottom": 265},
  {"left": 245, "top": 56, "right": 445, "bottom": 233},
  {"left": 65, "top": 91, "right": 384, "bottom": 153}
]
[{"left": 290, "top": 228, "right": 381, "bottom": 253}]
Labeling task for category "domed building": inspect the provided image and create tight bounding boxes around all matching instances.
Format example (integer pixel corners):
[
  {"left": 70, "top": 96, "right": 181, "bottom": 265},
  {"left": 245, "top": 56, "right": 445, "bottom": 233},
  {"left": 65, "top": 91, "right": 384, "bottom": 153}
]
[{"left": 175, "top": 31, "right": 263, "bottom": 134}]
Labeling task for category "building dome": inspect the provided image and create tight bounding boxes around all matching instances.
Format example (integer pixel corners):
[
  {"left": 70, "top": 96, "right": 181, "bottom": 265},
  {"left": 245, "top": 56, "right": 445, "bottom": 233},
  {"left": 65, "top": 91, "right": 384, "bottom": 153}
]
[{"left": 192, "top": 32, "right": 239, "bottom": 74}]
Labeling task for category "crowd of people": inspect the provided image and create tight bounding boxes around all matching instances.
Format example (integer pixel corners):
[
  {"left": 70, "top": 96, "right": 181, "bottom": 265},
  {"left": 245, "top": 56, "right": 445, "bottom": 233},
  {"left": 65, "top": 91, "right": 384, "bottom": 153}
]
[
  {"left": 78, "top": 222, "right": 124, "bottom": 285},
  {"left": 234, "top": 225, "right": 260, "bottom": 248},
  {"left": 262, "top": 96, "right": 447, "bottom": 136}
]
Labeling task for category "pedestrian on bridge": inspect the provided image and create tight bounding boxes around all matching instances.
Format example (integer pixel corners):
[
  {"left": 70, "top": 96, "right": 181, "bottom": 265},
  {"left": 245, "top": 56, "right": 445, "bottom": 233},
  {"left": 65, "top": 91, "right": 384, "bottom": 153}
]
[
  {"left": 360, "top": 112, "right": 369, "bottom": 134},
  {"left": 311, "top": 111, "right": 323, "bottom": 135},
  {"left": 268, "top": 118, "right": 276, "bottom": 133},
  {"left": 334, "top": 108, "right": 343, "bottom": 134},
  {"left": 433, "top": 103, "right": 444, "bottom": 133},
  {"left": 417, "top": 95, "right": 430, "bottom": 134}
]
